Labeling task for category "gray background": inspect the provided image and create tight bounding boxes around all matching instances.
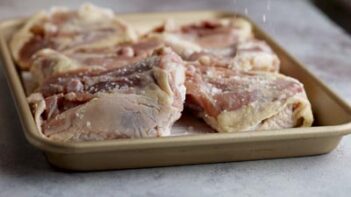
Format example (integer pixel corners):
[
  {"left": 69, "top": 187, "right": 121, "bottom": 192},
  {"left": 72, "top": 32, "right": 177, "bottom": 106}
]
[{"left": 0, "top": 0, "right": 351, "bottom": 196}]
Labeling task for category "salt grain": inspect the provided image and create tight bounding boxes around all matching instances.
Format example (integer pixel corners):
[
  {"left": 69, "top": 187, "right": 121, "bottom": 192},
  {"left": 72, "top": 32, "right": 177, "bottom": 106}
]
[
  {"left": 262, "top": 14, "right": 267, "bottom": 23},
  {"left": 244, "top": 8, "right": 249, "bottom": 15}
]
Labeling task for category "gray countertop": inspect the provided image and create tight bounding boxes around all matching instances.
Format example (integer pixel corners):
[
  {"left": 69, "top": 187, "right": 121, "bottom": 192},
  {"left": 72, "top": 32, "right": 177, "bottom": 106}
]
[{"left": 1, "top": 0, "right": 351, "bottom": 196}]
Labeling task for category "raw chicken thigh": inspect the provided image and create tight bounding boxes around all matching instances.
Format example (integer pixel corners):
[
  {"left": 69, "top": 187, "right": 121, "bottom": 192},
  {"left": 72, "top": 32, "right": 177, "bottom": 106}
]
[
  {"left": 28, "top": 48, "right": 186, "bottom": 142},
  {"left": 11, "top": 3, "right": 137, "bottom": 70},
  {"left": 185, "top": 62, "right": 313, "bottom": 132},
  {"left": 146, "top": 19, "right": 279, "bottom": 72},
  {"left": 30, "top": 37, "right": 163, "bottom": 86}
]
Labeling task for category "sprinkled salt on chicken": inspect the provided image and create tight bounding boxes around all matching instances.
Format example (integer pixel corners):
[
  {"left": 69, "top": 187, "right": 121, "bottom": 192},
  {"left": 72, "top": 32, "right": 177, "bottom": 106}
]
[
  {"left": 30, "top": 37, "right": 164, "bottom": 87},
  {"left": 188, "top": 39, "right": 280, "bottom": 72},
  {"left": 185, "top": 62, "right": 313, "bottom": 133},
  {"left": 27, "top": 48, "right": 186, "bottom": 142},
  {"left": 10, "top": 3, "right": 137, "bottom": 70},
  {"left": 146, "top": 18, "right": 279, "bottom": 72},
  {"left": 150, "top": 18, "right": 253, "bottom": 49}
]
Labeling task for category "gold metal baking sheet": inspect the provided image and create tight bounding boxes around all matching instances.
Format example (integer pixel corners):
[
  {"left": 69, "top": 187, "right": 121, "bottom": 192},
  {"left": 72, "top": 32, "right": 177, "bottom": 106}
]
[{"left": 1, "top": 11, "right": 351, "bottom": 171}]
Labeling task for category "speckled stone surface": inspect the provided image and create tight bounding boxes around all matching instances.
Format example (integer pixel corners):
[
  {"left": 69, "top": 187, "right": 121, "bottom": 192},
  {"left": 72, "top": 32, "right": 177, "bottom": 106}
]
[{"left": 0, "top": 0, "right": 351, "bottom": 196}]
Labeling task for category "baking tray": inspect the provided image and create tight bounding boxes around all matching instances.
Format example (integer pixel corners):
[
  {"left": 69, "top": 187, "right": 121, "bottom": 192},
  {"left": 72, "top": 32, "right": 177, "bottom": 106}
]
[{"left": 1, "top": 11, "right": 351, "bottom": 171}]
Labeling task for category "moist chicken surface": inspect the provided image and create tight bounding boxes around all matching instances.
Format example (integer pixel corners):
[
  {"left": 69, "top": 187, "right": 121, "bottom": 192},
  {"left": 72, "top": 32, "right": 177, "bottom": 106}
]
[
  {"left": 185, "top": 62, "right": 313, "bottom": 132},
  {"left": 30, "top": 37, "right": 164, "bottom": 86},
  {"left": 11, "top": 3, "right": 137, "bottom": 70},
  {"left": 146, "top": 19, "right": 280, "bottom": 72},
  {"left": 28, "top": 48, "right": 186, "bottom": 142}
]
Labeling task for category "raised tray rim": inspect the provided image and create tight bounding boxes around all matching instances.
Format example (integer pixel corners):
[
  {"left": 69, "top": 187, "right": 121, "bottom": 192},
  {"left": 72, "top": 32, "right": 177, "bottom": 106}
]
[{"left": 1, "top": 10, "right": 351, "bottom": 154}]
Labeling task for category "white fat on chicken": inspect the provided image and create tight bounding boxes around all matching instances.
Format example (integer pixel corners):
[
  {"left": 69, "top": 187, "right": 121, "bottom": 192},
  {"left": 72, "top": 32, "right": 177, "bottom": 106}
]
[
  {"left": 185, "top": 64, "right": 313, "bottom": 133},
  {"left": 10, "top": 3, "right": 137, "bottom": 70},
  {"left": 28, "top": 48, "right": 186, "bottom": 142},
  {"left": 144, "top": 18, "right": 253, "bottom": 59}
]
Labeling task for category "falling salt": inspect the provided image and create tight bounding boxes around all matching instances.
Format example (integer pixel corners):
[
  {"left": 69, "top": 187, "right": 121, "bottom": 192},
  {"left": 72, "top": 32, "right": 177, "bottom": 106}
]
[
  {"left": 244, "top": 8, "right": 249, "bottom": 15},
  {"left": 86, "top": 121, "right": 91, "bottom": 128},
  {"left": 266, "top": 0, "right": 271, "bottom": 11},
  {"left": 262, "top": 14, "right": 266, "bottom": 23}
]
